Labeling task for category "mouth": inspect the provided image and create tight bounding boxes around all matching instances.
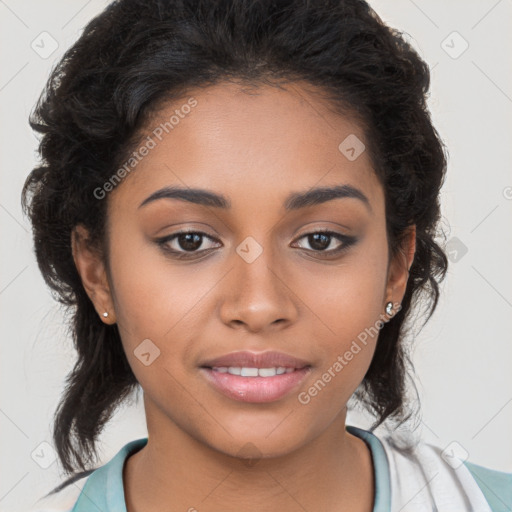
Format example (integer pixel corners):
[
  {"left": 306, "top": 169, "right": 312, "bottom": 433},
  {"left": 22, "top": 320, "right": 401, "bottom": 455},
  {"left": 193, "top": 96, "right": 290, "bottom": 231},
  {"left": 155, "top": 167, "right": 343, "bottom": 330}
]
[
  {"left": 208, "top": 366, "right": 299, "bottom": 377},
  {"left": 199, "top": 351, "right": 312, "bottom": 403}
]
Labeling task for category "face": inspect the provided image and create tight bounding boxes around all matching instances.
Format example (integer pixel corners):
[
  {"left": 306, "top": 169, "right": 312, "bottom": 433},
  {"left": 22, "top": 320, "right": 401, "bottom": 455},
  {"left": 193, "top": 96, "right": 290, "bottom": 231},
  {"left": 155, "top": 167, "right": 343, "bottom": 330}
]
[{"left": 75, "top": 80, "right": 413, "bottom": 460}]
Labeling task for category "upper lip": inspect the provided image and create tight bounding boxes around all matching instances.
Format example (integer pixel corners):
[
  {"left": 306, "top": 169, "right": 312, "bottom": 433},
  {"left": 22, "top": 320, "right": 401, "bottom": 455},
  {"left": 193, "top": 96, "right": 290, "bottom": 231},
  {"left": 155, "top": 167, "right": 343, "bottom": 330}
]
[{"left": 200, "top": 351, "right": 311, "bottom": 369}]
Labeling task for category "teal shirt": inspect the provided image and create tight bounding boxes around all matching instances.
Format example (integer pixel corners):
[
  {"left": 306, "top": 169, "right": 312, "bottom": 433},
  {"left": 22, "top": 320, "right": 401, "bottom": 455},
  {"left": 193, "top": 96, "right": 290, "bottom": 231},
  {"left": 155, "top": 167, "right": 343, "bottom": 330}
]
[{"left": 69, "top": 426, "right": 512, "bottom": 511}]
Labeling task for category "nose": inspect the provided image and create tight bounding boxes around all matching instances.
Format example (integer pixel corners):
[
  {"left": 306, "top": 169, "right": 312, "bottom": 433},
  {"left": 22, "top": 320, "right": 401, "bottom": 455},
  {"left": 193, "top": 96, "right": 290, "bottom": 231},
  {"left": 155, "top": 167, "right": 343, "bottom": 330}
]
[{"left": 218, "top": 246, "right": 299, "bottom": 333}]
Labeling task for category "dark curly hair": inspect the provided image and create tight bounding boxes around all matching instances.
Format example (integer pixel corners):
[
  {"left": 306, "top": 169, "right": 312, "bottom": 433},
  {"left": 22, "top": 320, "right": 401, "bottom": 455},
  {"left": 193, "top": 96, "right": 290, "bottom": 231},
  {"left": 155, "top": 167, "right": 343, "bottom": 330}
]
[{"left": 22, "top": 0, "right": 448, "bottom": 488}]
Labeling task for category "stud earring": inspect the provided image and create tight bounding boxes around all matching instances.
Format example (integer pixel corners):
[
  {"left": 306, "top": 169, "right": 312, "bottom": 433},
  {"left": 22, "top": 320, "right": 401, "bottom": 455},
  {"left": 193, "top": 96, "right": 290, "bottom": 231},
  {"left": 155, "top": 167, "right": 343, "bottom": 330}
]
[
  {"left": 385, "top": 302, "right": 393, "bottom": 316},
  {"left": 102, "top": 311, "right": 109, "bottom": 318}
]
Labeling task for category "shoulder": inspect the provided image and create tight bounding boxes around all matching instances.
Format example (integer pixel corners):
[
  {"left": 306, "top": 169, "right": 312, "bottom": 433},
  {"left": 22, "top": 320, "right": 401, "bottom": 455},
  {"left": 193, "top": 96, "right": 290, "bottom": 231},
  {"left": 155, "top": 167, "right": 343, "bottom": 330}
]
[
  {"left": 27, "top": 471, "right": 91, "bottom": 512},
  {"left": 370, "top": 426, "right": 512, "bottom": 512},
  {"left": 464, "top": 460, "right": 512, "bottom": 512},
  {"left": 29, "top": 437, "right": 149, "bottom": 512}
]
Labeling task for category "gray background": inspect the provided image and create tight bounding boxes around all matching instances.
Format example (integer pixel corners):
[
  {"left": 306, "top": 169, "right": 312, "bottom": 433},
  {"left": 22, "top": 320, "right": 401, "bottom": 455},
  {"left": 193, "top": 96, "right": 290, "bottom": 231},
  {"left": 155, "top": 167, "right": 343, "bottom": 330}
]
[{"left": 1, "top": 1, "right": 511, "bottom": 510}]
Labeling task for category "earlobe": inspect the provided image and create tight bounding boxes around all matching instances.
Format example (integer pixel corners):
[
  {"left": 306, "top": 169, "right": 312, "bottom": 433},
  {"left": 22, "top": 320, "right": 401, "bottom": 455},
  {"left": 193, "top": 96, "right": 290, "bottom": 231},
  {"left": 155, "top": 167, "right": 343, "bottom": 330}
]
[
  {"left": 71, "top": 225, "right": 116, "bottom": 324},
  {"left": 384, "top": 225, "right": 416, "bottom": 315}
]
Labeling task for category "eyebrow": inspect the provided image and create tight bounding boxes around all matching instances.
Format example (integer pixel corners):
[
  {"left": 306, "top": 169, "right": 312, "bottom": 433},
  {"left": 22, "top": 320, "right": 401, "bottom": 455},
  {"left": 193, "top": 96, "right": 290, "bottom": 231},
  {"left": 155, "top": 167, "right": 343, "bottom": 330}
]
[{"left": 138, "top": 184, "right": 371, "bottom": 212}]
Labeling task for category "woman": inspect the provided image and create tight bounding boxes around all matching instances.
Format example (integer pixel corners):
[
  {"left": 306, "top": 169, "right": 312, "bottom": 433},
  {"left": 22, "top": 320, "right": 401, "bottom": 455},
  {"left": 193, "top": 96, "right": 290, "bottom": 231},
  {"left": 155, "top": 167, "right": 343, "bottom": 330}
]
[{"left": 23, "top": 0, "right": 511, "bottom": 510}]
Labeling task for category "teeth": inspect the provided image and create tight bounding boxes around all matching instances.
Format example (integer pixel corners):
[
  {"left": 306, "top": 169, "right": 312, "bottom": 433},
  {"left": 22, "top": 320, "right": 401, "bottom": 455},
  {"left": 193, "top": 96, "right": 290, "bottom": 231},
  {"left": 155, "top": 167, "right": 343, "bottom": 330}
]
[
  {"left": 259, "top": 367, "right": 277, "bottom": 377},
  {"left": 212, "top": 366, "right": 296, "bottom": 377},
  {"left": 241, "top": 367, "right": 258, "bottom": 377}
]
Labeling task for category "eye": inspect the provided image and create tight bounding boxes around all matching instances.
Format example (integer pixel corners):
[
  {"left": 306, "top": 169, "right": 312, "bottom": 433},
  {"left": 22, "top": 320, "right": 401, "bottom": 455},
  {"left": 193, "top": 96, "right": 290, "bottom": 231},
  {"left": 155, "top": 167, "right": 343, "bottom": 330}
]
[
  {"left": 156, "top": 230, "right": 221, "bottom": 259},
  {"left": 292, "top": 230, "right": 357, "bottom": 256},
  {"left": 155, "top": 229, "right": 357, "bottom": 260}
]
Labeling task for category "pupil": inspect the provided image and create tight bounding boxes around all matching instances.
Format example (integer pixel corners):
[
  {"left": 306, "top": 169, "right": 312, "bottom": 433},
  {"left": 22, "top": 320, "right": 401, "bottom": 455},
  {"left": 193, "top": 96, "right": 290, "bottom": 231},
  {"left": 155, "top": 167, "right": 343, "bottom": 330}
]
[
  {"left": 179, "top": 233, "right": 202, "bottom": 251},
  {"left": 310, "top": 233, "right": 330, "bottom": 251}
]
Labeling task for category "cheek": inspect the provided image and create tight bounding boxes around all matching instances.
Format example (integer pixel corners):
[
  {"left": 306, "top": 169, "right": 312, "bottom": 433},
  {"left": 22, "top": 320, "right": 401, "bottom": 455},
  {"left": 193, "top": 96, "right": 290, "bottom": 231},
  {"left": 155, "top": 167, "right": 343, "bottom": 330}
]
[
  {"left": 106, "top": 226, "right": 189, "bottom": 348},
  {"left": 291, "top": 230, "right": 389, "bottom": 397},
  {"left": 106, "top": 224, "right": 228, "bottom": 384},
  {"left": 295, "top": 233, "right": 389, "bottom": 342}
]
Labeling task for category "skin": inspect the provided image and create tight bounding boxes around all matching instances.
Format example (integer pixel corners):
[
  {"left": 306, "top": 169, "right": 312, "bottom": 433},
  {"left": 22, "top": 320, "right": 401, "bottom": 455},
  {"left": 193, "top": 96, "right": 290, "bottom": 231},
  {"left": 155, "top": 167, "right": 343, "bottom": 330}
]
[{"left": 72, "top": 80, "right": 415, "bottom": 511}]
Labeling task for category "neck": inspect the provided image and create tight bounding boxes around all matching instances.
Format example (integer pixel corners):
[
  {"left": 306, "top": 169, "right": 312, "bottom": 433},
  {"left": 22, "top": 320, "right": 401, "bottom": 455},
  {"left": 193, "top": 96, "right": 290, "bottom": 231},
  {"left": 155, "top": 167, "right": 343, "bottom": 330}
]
[{"left": 123, "top": 403, "right": 374, "bottom": 512}]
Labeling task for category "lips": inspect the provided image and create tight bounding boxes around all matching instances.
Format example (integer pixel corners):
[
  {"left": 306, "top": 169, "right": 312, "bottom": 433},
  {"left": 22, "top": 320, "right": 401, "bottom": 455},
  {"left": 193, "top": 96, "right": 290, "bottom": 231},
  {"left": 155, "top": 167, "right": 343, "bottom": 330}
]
[
  {"left": 200, "top": 350, "right": 311, "bottom": 370},
  {"left": 199, "top": 351, "right": 312, "bottom": 403}
]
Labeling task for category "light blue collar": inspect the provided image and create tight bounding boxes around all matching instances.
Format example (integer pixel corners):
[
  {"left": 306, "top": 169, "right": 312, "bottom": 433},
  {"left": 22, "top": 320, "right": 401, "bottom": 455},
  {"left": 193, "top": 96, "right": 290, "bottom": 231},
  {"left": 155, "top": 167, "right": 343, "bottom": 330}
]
[
  {"left": 72, "top": 437, "right": 147, "bottom": 512},
  {"left": 346, "top": 425, "right": 392, "bottom": 511}
]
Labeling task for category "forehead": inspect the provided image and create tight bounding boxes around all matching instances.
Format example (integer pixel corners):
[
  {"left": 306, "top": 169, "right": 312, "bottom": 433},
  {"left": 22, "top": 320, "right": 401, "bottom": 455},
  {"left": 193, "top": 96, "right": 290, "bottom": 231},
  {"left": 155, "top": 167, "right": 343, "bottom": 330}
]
[{"left": 110, "top": 80, "right": 382, "bottom": 211}]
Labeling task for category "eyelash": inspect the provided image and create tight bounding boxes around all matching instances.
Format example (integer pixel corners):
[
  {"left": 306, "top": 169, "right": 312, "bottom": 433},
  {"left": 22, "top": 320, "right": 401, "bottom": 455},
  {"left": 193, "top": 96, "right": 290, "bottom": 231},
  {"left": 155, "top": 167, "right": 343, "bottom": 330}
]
[{"left": 155, "top": 229, "right": 357, "bottom": 260}]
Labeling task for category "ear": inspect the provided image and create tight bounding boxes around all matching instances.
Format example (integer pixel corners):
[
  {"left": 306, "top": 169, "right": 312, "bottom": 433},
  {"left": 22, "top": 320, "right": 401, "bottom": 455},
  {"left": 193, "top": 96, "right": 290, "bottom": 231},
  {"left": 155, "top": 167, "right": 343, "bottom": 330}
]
[
  {"left": 384, "top": 225, "right": 416, "bottom": 317},
  {"left": 71, "top": 224, "right": 116, "bottom": 325}
]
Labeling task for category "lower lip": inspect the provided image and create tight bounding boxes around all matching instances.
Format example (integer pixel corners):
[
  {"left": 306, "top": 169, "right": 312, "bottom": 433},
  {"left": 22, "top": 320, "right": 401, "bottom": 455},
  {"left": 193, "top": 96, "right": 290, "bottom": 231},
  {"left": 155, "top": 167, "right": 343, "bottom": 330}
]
[{"left": 200, "top": 367, "right": 312, "bottom": 403}]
